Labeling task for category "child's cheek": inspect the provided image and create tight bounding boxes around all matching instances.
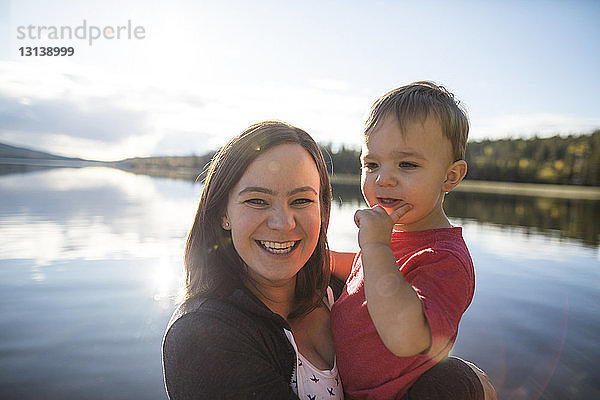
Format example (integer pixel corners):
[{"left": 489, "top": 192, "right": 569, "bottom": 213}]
[{"left": 361, "top": 180, "right": 376, "bottom": 207}]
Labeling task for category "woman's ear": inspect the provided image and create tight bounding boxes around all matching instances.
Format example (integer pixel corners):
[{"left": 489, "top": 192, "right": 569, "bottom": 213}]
[
  {"left": 221, "top": 216, "right": 231, "bottom": 230},
  {"left": 443, "top": 160, "right": 468, "bottom": 193}
]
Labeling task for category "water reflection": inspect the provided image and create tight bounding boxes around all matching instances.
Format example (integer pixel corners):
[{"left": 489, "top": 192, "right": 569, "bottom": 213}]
[
  {"left": 446, "top": 192, "right": 600, "bottom": 247},
  {"left": 1, "top": 168, "right": 599, "bottom": 399},
  {"left": 454, "top": 220, "right": 599, "bottom": 400},
  {"left": 0, "top": 167, "right": 194, "bottom": 302}
]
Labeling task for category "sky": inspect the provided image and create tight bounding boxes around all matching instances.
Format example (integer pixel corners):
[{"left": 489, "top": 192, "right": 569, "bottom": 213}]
[{"left": 1, "top": 0, "right": 599, "bottom": 161}]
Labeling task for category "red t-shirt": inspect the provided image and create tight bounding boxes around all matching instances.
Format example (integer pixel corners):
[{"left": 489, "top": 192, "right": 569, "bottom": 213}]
[{"left": 330, "top": 227, "right": 475, "bottom": 399}]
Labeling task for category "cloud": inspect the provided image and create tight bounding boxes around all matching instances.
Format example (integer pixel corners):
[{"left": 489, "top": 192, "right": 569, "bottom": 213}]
[
  {"left": 0, "top": 61, "right": 221, "bottom": 160},
  {"left": 0, "top": 60, "right": 371, "bottom": 159},
  {"left": 4, "top": 57, "right": 597, "bottom": 161},
  {"left": 0, "top": 95, "right": 150, "bottom": 142},
  {"left": 472, "top": 113, "right": 600, "bottom": 140},
  {"left": 0, "top": 62, "right": 167, "bottom": 159}
]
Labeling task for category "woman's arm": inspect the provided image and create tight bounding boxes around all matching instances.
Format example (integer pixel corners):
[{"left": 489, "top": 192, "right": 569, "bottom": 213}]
[
  {"left": 330, "top": 250, "right": 357, "bottom": 281},
  {"left": 163, "top": 312, "right": 299, "bottom": 399}
]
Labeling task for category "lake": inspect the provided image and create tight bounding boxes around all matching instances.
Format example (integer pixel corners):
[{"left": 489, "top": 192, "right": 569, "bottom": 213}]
[{"left": 0, "top": 166, "right": 598, "bottom": 399}]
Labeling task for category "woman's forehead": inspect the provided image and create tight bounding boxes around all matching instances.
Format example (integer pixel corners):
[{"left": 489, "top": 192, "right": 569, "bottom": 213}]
[{"left": 235, "top": 143, "right": 320, "bottom": 191}]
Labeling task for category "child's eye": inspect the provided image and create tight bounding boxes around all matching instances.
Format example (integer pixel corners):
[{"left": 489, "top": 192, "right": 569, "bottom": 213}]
[
  {"left": 362, "top": 162, "right": 378, "bottom": 171},
  {"left": 399, "top": 161, "right": 418, "bottom": 169}
]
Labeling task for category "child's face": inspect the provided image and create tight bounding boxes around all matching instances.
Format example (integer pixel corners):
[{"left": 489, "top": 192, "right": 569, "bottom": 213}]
[{"left": 360, "top": 115, "right": 454, "bottom": 232}]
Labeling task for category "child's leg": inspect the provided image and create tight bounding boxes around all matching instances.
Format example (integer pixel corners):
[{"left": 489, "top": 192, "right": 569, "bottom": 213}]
[{"left": 402, "top": 357, "right": 497, "bottom": 400}]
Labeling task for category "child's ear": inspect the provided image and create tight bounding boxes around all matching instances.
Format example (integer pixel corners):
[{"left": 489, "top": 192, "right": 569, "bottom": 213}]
[{"left": 443, "top": 160, "right": 468, "bottom": 193}]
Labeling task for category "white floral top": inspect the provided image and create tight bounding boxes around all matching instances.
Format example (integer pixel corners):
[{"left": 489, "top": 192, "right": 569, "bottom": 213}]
[{"left": 284, "top": 287, "right": 344, "bottom": 399}]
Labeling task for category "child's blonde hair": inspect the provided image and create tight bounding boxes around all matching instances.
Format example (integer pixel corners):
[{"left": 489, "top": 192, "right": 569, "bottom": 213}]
[{"left": 365, "top": 81, "right": 469, "bottom": 161}]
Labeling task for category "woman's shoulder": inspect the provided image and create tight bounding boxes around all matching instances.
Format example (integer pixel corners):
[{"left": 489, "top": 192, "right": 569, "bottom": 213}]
[
  {"left": 165, "top": 297, "right": 250, "bottom": 341},
  {"left": 167, "top": 297, "right": 226, "bottom": 326},
  {"left": 164, "top": 291, "right": 289, "bottom": 350},
  {"left": 162, "top": 296, "right": 298, "bottom": 399},
  {"left": 162, "top": 296, "right": 270, "bottom": 375}
]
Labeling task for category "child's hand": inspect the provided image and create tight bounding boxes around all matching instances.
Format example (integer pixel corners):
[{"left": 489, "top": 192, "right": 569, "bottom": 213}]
[{"left": 354, "top": 204, "right": 412, "bottom": 249}]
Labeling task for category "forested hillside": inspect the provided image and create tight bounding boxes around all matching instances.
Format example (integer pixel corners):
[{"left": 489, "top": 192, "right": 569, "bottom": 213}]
[
  {"left": 324, "top": 131, "right": 600, "bottom": 186},
  {"left": 115, "top": 153, "right": 215, "bottom": 180},
  {"left": 466, "top": 131, "right": 599, "bottom": 185},
  {"left": 0, "top": 142, "right": 76, "bottom": 160}
]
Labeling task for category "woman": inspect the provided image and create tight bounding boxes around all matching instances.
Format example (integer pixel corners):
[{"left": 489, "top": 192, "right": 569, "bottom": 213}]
[{"left": 163, "top": 121, "right": 342, "bottom": 399}]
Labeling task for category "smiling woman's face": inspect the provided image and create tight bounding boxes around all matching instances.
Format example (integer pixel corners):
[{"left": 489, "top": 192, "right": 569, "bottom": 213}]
[{"left": 222, "top": 143, "right": 322, "bottom": 291}]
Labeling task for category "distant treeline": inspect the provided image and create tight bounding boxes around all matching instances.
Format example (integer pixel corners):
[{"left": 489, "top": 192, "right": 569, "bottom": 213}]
[
  {"left": 323, "top": 131, "right": 600, "bottom": 186},
  {"left": 467, "top": 131, "right": 599, "bottom": 186},
  {"left": 115, "top": 131, "right": 599, "bottom": 186},
  {"left": 115, "top": 154, "right": 215, "bottom": 181}
]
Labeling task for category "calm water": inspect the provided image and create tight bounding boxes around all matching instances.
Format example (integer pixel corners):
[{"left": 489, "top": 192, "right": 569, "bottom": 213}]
[{"left": 0, "top": 167, "right": 598, "bottom": 399}]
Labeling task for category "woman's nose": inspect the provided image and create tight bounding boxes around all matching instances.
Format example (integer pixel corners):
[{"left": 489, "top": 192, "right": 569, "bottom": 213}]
[{"left": 267, "top": 206, "right": 296, "bottom": 231}]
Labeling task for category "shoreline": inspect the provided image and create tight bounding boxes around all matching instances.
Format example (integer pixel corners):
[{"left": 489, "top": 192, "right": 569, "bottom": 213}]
[
  {"left": 330, "top": 173, "right": 600, "bottom": 200},
  {"left": 2, "top": 159, "right": 599, "bottom": 200},
  {"left": 453, "top": 180, "right": 600, "bottom": 200}
]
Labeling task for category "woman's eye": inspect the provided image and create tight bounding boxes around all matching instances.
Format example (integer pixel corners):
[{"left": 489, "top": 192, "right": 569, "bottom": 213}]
[
  {"left": 292, "top": 198, "right": 314, "bottom": 206},
  {"left": 245, "top": 198, "right": 267, "bottom": 206}
]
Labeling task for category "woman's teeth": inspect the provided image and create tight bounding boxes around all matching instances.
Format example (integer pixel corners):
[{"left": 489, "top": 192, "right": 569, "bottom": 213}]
[{"left": 258, "top": 240, "right": 297, "bottom": 254}]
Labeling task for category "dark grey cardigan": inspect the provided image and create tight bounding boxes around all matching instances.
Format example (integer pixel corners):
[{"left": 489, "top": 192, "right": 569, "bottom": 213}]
[{"left": 162, "top": 287, "right": 299, "bottom": 399}]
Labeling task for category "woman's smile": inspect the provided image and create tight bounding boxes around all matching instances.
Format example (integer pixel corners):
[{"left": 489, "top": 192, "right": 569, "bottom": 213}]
[{"left": 256, "top": 239, "right": 300, "bottom": 254}]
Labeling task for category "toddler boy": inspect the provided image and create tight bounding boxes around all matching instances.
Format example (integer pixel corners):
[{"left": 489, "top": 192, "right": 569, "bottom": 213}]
[{"left": 331, "top": 82, "right": 481, "bottom": 399}]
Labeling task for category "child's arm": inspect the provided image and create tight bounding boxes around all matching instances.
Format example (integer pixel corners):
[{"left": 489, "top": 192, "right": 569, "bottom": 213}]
[
  {"left": 330, "top": 250, "right": 357, "bottom": 281},
  {"left": 354, "top": 205, "right": 431, "bottom": 357}
]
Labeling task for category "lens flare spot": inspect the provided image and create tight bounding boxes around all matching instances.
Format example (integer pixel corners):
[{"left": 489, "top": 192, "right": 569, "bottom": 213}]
[{"left": 268, "top": 160, "right": 281, "bottom": 173}]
